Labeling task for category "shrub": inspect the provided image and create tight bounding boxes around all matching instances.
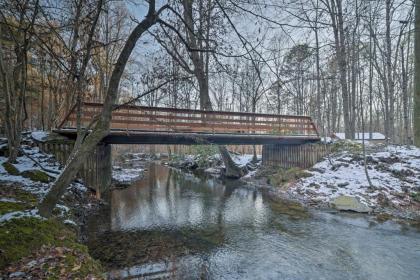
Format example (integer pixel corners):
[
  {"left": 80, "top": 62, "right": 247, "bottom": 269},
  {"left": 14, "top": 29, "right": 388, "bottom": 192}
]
[
  {"left": 21, "top": 170, "right": 50, "bottom": 183},
  {"left": 269, "top": 167, "right": 312, "bottom": 187}
]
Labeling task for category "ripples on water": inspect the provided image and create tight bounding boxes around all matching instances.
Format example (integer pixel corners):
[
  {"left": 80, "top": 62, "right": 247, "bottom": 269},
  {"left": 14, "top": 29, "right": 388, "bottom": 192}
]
[{"left": 86, "top": 163, "right": 420, "bottom": 279}]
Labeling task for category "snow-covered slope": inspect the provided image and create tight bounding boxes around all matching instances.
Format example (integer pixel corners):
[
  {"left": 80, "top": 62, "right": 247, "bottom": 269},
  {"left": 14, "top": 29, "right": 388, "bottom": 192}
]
[{"left": 291, "top": 145, "right": 420, "bottom": 211}]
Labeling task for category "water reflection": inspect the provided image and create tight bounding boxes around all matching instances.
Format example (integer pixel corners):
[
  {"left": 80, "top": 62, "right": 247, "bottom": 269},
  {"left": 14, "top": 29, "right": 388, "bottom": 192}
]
[
  {"left": 110, "top": 164, "right": 268, "bottom": 232},
  {"left": 87, "top": 163, "right": 420, "bottom": 280}
]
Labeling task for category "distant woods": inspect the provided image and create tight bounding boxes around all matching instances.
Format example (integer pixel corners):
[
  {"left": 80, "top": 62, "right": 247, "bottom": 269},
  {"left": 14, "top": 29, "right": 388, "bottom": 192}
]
[{"left": 0, "top": 0, "right": 419, "bottom": 147}]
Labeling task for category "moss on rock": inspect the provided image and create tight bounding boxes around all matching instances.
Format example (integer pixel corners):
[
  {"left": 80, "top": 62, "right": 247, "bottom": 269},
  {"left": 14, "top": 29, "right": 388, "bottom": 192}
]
[
  {"left": 2, "top": 162, "right": 20, "bottom": 176},
  {"left": 0, "top": 201, "right": 28, "bottom": 215},
  {"left": 410, "top": 192, "right": 420, "bottom": 202},
  {"left": 0, "top": 185, "right": 38, "bottom": 215},
  {"left": 331, "top": 140, "right": 363, "bottom": 153},
  {"left": 0, "top": 185, "right": 38, "bottom": 206},
  {"left": 0, "top": 217, "right": 103, "bottom": 278},
  {"left": 0, "top": 218, "right": 68, "bottom": 268},
  {"left": 375, "top": 213, "right": 393, "bottom": 223},
  {"left": 21, "top": 169, "right": 50, "bottom": 183}
]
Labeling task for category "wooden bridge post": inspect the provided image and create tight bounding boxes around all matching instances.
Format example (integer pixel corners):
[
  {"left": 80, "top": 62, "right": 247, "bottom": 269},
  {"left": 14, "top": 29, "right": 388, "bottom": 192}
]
[
  {"left": 96, "top": 143, "right": 112, "bottom": 195},
  {"left": 262, "top": 143, "right": 329, "bottom": 169},
  {"left": 35, "top": 134, "right": 112, "bottom": 194}
]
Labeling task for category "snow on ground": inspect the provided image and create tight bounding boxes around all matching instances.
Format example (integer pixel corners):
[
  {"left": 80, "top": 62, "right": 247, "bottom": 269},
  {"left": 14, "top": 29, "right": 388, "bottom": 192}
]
[
  {"left": 112, "top": 166, "right": 144, "bottom": 184},
  {"left": 0, "top": 209, "right": 42, "bottom": 223},
  {"left": 201, "top": 154, "right": 259, "bottom": 175},
  {"left": 232, "top": 154, "right": 260, "bottom": 167},
  {"left": 112, "top": 153, "right": 148, "bottom": 184},
  {"left": 291, "top": 145, "right": 420, "bottom": 209},
  {"left": 0, "top": 144, "right": 63, "bottom": 196},
  {"left": 1, "top": 159, "right": 51, "bottom": 197},
  {"left": 30, "top": 131, "right": 49, "bottom": 142},
  {"left": 0, "top": 137, "right": 89, "bottom": 223}
]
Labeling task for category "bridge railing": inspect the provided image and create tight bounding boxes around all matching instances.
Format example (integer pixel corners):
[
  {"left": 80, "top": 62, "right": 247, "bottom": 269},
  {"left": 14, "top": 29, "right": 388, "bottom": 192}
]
[{"left": 60, "top": 102, "right": 319, "bottom": 136}]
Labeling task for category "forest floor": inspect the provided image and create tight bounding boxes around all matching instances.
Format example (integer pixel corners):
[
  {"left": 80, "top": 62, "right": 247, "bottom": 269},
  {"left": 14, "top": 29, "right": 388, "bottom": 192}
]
[{"left": 0, "top": 135, "right": 104, "bottom": 279}]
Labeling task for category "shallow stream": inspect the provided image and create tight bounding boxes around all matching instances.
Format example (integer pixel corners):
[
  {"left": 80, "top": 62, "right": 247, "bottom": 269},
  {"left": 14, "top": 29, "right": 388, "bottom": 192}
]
[{"left": 86, "top": 163, "right": 420, "bottom": 279}]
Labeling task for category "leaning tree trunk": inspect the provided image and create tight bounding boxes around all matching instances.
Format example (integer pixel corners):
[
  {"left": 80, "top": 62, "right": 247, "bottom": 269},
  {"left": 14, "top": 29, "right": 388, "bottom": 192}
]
[
  {"left": 198, "top": 73, "right": 243, "bottom": 178},
  {"left": 181, "top": 0, "right": 243, "bottom": 178},
  {"left": 38, "top": 5, "right": 160, "bottom": 217}
]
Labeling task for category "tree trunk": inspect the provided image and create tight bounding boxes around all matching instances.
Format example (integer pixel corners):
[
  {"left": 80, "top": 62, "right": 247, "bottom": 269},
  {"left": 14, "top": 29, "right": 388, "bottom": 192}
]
[
  {"left": 415, "top": 0, "right": 420, "bottom": 147},
  {"left": 182, "top": 0, "right": 243, "bottom": 178},
  {"left": 219, "top": 146, "right": 245, "bottom": 178},
  {"left": 385, "top": 0, "right": 395, "bottom": 142},
  {"left": 0, "top": 37, "right": 25, "bottom": 163},
  {"left": 401, "top": 46, "right": 410, "bottom": 144},
  {"left": 326, "top": 0, "right": 352, "bottom": 139},
  {"left": 39, "top": 3, "right": 160, "bottom": 217}
]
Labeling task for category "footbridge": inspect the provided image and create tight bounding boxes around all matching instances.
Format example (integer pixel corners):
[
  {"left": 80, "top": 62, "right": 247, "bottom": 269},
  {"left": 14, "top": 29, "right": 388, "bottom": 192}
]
[
  {"left": 35, "top": 102, "right": 327, "bottom": 194},
  {"left": 55, "top": 102, "right": 320, "bottom": 145}
]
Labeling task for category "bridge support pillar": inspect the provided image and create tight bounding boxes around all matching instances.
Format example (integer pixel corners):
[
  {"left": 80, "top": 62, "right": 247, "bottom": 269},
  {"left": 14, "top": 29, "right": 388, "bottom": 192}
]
[
  {"left": 80, "top": 143, "right": 112, "bottom": 195},
  {"left": 262, "top": 143, "right": 329, "bottom": 169},
  {"left": 35, "top": 134, "right": 112, "bottom": 194}
]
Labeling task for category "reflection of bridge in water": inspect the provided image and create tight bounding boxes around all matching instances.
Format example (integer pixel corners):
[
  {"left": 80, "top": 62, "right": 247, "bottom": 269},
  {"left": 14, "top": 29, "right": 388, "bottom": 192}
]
[
  {"left": 35, "top": 102, "right": 328, "bottom": 193},
  {"left": 86, "top": 163, "right": 267, "bottom": 279},
  {"left": 109, "top": 164, "right": 260, "bottom": 231}
]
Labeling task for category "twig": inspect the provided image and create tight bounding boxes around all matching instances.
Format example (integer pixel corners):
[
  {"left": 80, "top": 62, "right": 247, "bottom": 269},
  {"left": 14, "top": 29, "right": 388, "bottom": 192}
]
[{"left": 19, "top": 148, "right": 60, "bottom": 175}]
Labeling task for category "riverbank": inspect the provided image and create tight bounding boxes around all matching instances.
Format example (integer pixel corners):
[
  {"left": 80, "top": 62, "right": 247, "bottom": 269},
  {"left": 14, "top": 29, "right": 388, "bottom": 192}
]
[
  {"left": 112, "top": 152, "right": 150, "bottom": 187},
  {"left": 165, "top": 142, "right": 420, "bottom": 222},
  {"left": 249, "top": 142, "right": 420, "bottom": 223},
  {"left": 0, "top": 135, "right": 104, "bottom": 279},
  {"left": 167, "top": 151, "right": 260, "bottom": 177}
]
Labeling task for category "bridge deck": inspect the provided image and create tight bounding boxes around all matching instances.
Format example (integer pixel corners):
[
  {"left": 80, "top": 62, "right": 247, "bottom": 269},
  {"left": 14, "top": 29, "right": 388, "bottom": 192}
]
[
  {"left": 57, "top": 102, "right": 320, "bottom": 145},
  {"left": 55, "top": 129, "right": 320, "bottom": 145}
]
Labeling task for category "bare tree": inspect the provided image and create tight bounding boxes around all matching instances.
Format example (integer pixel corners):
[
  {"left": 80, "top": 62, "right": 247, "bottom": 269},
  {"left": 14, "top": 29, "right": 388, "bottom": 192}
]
[
  {"left": 0, "top": 0, "right": 39, "bottom": 162},
  {"left": 39, "top": 0, "right": 168, "bottom": 217},
  {"left": 415, "top": 0, "right": 420, "bottom": 146}
]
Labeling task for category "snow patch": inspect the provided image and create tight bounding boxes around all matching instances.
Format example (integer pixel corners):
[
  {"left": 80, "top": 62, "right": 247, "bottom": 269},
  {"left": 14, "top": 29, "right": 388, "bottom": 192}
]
[
  {"left": 0, "top": 197, "right": 21, "bottom": 203},
  {"left": 290, "top": 145, "right": 420, "bottom": 208},
  {"left": 232, "top": 154, "right": 258, "bottom": 167},
  {"left": 0, "top": 209, "right": 42, "bottom": 223},
  {"left": 31, "top": 131, "right": 49, "bottom": 142},
  {"left": 63, "top": 219, "right": 77, "bottom": 226},
  {"left": 112, "top": 167, "right": 144, "bottom": 183}
]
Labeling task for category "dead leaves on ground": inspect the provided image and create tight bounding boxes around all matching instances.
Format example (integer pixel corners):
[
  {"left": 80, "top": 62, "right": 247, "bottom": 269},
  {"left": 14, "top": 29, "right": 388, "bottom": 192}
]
[{"left": 1, "top": 245, "right": 104, "bottom": 279}]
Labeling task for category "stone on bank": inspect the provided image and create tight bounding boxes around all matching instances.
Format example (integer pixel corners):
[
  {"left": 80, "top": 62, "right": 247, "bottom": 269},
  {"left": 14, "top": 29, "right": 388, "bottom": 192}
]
[{"left": 330, "top": 195, "right": 372, "bottom": 213}]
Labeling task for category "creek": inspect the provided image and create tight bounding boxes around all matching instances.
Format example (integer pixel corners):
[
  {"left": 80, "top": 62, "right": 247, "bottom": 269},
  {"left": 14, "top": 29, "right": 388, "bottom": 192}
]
[{"left": 86, "top": 163, "right": 420, "bottom": 279}]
